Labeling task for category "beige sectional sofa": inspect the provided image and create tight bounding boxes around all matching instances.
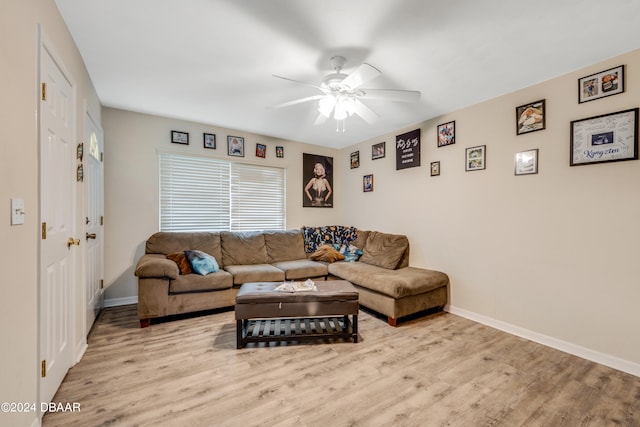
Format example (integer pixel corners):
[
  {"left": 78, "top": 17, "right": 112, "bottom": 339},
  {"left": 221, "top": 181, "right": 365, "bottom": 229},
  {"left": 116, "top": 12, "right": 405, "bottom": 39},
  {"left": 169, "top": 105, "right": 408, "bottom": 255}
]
[{"left": 134, "top": 228, "right": 448, "bottom": 327}]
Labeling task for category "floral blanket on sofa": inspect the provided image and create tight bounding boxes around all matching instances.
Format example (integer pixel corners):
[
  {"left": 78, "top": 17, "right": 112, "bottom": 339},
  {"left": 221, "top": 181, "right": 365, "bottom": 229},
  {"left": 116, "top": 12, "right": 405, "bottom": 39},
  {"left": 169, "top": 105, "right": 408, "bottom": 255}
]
[{"left": 301, "top": 225, "right": 358, "bottom": 253}]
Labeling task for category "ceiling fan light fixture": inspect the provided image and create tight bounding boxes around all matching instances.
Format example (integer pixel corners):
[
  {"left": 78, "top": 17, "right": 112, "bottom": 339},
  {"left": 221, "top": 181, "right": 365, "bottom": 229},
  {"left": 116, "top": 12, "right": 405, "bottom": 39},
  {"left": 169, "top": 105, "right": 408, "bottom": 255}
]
[
  {"left": 333, "top": 101, "right": 348, "bottom": 121},
  {"left": 342, "top": 97, "right": 356, "bottom": 116},
  {"left": 318, "top": 96, "right": 336, "bottom": 118},
  {"left": 274, "top": 56, "right": 419, "bottom": 129}
]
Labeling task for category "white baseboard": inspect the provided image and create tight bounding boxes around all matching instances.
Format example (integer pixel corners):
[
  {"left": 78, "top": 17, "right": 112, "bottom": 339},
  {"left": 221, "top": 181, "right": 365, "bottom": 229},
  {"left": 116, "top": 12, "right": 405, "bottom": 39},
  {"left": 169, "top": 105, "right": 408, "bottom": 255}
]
[
  {"left": 444, "top": 304, "right": 640, "bottom": 378},
  {"left": 75, "top": 341, "right": 88, "bottom": 365},
  {"left": 103, "top": 296, "right": 138, "bottom": 308}
]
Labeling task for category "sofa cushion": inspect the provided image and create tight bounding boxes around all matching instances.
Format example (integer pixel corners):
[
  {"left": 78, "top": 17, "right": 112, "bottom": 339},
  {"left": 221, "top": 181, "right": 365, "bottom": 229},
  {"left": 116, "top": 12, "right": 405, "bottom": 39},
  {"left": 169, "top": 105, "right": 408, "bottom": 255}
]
[
  {"left": 146, "top": 232, "right": 222, "bottom": 263},
  {"left": 166, "top": 252, "right": 193, "bottom": 275},
  {"left": 271, "top": 259, "right": 328, "bottom": 280},
  {"left": 221, "top": 231, "right": 268, "bottom": 266},
  {"left": 350, "top": 230, "right": 369, "bottom": 252},
  {"left": 264, "top": 230, "right": 307, "bottom": 263},
  {"left": 169, "top": 270, "right": 233, "bottom": 293},
  {"left": 185, "top": 250, "right": 219, "bottom": 275},
  {"left": 328, "top": 262, "right": 449, "bottom": 299},
  {"left": 360, "top": 231, "right": 409, "bottom": 270},
  {"left": 224, "top": 264, "right": 285, "bottom": 285}
]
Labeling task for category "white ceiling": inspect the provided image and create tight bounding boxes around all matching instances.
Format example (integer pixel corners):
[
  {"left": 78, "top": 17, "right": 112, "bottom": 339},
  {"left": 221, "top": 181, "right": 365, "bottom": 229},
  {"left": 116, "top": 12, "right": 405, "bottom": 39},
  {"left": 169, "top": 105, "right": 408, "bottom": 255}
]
[{"left": 55, "top": 0, "right": 640, "bottom": 149}]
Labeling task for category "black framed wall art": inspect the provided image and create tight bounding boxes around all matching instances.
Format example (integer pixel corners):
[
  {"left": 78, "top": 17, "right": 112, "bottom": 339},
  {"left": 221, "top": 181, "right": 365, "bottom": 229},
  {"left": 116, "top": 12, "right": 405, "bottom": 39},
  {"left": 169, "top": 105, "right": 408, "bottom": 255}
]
[
  {"left": 570, "top": 108, "right": 638, "bottom": 166},
  {"left": 171, "top": 130, "right": 189, "bottom": 145},
  {"left": 516, "top": 100, "right": 545, "bottom": 135},
  {"left": 303, "top": 153, "right": 333, "bottom": 207},
  {"left": 396, "top": 129, "right": 420, "bottom": 170}
]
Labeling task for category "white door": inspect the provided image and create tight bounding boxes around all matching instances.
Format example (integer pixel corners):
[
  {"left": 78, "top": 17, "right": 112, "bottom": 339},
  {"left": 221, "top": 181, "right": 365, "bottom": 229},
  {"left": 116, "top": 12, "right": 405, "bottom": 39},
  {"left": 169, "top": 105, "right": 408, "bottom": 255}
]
[
  {"left": 84, "top": 109, "right": 104, "bottom": 333},
  {"left": 39, "top": 43, "right": 76, "bottom": 405}
]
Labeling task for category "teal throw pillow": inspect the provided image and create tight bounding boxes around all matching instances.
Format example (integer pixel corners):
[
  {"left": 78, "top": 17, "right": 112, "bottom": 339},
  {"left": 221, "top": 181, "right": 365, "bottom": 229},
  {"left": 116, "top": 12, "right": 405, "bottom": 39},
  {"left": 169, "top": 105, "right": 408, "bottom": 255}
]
[{"left": 184, "top": 250, "right": 219, "bottom": 275}]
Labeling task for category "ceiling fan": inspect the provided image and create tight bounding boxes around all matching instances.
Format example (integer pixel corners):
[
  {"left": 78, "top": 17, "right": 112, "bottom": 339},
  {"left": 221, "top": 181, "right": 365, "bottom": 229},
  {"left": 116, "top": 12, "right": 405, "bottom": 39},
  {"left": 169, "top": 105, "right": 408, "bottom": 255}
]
[{"left": 273, "top": 56, "right": 420, "bottom": 130}]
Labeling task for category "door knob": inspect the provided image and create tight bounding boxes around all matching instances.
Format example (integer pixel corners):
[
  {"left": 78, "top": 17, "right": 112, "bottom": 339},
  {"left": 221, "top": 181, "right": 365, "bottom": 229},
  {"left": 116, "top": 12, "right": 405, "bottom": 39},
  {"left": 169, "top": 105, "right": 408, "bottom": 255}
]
[
  {"left": 67, "top": 238, "right": 80, "bottom": 248},
  {"left": 86, "top": 233, "right": 97, "bottom": 240}
]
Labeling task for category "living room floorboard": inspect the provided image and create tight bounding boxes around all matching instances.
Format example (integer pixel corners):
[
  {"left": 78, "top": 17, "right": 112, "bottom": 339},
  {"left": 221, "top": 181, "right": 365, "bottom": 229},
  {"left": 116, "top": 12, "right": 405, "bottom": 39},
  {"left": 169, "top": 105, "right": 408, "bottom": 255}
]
[{"left": 42, "top": 305, "right": 640, "bottom": 426}]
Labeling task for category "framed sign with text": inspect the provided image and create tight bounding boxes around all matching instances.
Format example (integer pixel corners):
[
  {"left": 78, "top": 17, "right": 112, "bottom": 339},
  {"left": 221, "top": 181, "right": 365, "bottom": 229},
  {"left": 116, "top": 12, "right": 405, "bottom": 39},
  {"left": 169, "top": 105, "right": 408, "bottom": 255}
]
[
  {"left": 396, "top": 129, "right": 421, "bottom": 170},
  {"left": 570, "top": 108, "right": 638, "bottom": 166}
]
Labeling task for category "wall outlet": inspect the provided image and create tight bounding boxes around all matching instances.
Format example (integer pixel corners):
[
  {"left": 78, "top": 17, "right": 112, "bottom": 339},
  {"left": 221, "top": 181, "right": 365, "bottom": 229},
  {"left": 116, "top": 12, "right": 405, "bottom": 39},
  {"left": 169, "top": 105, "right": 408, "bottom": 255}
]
[{"left": 11, "top": 198, "right": 25, "bottom": 225}]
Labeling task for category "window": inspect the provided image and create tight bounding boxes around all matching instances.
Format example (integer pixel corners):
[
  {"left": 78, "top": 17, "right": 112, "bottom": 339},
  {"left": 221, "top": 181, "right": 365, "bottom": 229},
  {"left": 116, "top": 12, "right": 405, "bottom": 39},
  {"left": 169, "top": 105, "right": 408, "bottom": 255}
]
[{"left": 159, "top": 153, "right": 285, "bottom": 232}]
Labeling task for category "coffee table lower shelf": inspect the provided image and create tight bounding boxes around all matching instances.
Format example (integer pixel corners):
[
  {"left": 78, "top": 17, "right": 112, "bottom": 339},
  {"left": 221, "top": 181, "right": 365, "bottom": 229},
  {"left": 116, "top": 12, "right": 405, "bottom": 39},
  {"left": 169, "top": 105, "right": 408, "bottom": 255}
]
[{"left": 236, "top": 315, "right": 358, "bottom": 349}]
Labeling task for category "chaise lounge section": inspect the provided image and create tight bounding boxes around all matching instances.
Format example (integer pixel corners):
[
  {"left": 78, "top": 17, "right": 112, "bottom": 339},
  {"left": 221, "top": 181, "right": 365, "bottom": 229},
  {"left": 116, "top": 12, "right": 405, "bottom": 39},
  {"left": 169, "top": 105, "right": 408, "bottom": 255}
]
[{"left": 322, "top": 229, "right": 449, "bottom": 326}]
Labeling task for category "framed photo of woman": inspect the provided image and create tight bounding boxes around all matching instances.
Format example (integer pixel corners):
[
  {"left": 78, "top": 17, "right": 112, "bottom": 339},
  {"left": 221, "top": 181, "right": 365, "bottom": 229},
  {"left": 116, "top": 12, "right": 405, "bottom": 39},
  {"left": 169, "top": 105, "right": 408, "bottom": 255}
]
[{"left": 303, "top": 153, "right": 333, "bottom": 207}]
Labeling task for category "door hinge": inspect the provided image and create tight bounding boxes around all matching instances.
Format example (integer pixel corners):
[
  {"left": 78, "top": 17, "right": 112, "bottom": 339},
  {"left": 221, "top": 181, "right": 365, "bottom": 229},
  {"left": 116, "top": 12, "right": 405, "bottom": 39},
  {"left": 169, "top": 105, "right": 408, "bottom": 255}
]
[
  {"left": 100, "top": 279, "right": 104, "bottom": 289},
  {"left": 100, "top": 152, "right": 104, "bottom": 162},
  {"left": 100, "top": 215, "right": 104, "bottom": 226},
  {"left": 41, "top": 83, "right": 47, "bottom": 101},
  {"left": 41, "top": 360, "right": 47, "bottom": 378},
  {"left": 41, "top": 222, "right": 47, "bottom": 240}
]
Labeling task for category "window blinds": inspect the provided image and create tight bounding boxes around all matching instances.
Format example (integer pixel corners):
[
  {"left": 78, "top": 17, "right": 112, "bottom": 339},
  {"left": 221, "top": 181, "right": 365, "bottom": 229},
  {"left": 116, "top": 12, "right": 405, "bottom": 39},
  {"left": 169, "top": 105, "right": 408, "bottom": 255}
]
[{"left": 159, "top": 153, "right": 285, "bottom": 232}]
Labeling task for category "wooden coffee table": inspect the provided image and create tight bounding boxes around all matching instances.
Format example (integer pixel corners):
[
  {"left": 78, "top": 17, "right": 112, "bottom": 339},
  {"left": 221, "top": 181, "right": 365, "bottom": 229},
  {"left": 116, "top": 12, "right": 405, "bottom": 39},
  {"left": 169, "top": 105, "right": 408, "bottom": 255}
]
[{"left": 235, "top": 280, "right": 359, "bottom": 349}]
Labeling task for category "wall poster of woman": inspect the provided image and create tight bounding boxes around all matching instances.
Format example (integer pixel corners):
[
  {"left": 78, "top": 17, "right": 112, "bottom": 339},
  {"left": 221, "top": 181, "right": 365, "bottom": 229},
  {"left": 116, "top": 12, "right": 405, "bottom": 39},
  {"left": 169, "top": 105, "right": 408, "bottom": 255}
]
[{"left": 303, "top": 153, "right": 333, "bottom": 207}]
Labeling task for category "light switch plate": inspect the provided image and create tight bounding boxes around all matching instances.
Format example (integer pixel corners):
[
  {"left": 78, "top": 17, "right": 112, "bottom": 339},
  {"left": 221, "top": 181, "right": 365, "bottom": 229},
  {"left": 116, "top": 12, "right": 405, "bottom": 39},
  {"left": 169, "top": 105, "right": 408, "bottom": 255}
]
[{"left": 11, "top": 198, "right": 25, "bottom": 225}]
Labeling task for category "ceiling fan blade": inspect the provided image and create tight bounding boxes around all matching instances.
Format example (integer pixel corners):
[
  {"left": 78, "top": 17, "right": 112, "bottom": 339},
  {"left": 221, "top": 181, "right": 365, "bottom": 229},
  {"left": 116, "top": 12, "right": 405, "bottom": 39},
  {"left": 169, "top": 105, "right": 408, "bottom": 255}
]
[
  {"left": 359, "top": 89, "right": 421, "bottom": 102},
  {"left": 340, "top": 63, "right": 381, "bottom": 89},
  {"left": 272, "top": 74, "right": 325, "bottom": 92},
  {"left": 272, "top": 95, "right": 325, "bottom": 109},
  {"left": 352, "top": 99, "right": 380, "bottom": 124},
  {"left": 313, "top": 113, "right": 328, "bottom": 126}
]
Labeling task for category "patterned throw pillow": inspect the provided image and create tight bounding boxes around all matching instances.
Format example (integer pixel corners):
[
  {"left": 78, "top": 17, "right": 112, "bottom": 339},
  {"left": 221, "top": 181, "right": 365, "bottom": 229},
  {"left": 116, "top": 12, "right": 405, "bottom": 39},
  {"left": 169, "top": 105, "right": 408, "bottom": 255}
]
[
  {"left": 166, "top": 252, "right": 193, "bottom": 275},
  {"left": 184, "top": 250, "right": 219, "bottom": 275}
]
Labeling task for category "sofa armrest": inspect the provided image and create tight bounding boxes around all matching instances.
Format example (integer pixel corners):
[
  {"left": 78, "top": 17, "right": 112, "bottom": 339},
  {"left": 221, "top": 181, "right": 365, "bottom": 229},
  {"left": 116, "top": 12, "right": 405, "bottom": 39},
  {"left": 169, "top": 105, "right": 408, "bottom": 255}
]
[{"left": 135, "top": 254, "right": 179, "bottom": 279}]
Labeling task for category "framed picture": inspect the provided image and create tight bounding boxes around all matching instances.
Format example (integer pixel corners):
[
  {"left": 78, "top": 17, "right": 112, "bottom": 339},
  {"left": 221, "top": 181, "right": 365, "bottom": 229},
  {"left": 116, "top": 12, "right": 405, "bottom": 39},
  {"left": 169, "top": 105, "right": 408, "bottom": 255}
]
[
  {"left": 303, "top": 153, "right": 333, "bottom": 208},
  {"left": 372, "top": 142, "right": 385, "bottom": 160},
  {"left": 570, "top": 108, "right": 638, "bottom": 166},
  {"left": 350, "top": 151, "right": 360, "bottom": 169},
  {"left": 430, "top": 161, "right": 440, "bottom": 176},
  {"left": 515, "top": 149, "right": 539, "bottom": 175},
  {"left": 203, "top": 133, "right": 216, "bottom": 149},
  {"left": 578, "top": 65, "right": 624, "bottom": 104},
  {"left": 363, "top": 174, "right": 373, "bottom": 192},
  {"left": 227, "top": 136, "right": 244, "bottom": 157},
  {"left": 516, "top": 99, "right": 545, "bottom": 135},
  {"left": 437, "top": 121, "right": 455, "bottom": 147},
  {"left": 171, "top": 130, "right": 189, "bottom": 145},
  {"left": 465, "top": 145, "right": 486, "bottom": 171},
  {"left": 276, "top": 146, "right": 284, "bottom": 158},
  {"left": 396, "top": 129, "right": 421, "bottom": 170},
  {"left": 256, "top": 143, "right": 266, "bottom": 158}
]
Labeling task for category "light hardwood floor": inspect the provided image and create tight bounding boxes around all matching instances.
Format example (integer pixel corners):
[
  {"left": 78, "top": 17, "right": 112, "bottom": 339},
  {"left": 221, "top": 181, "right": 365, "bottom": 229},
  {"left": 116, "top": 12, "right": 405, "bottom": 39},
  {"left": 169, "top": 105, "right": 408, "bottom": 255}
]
[{"left": 43, "top": 305, "right": 640, "bottom": 427}]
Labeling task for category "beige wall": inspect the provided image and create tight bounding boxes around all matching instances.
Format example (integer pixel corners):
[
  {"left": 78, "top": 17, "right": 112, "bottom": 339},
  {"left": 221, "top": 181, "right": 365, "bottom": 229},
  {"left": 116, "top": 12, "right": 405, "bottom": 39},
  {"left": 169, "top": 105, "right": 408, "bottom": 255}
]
[
  {"left": 1, "top": 0, "right": 101, "bottom": 425},
  {"left": 338, "top": 48, "right": 640, "bottom": 370},
  {"left": 102, "top": 108, "right": 343, "bottom": 300}
]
